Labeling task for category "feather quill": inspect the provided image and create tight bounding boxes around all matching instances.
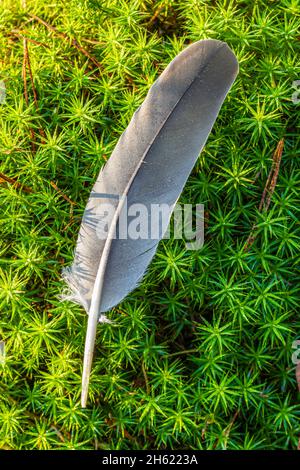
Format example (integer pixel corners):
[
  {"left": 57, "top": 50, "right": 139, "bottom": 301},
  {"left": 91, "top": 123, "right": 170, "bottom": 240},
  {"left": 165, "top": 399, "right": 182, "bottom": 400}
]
[{"left": 62, "top": 39, "right": 239, "bottom": 407}]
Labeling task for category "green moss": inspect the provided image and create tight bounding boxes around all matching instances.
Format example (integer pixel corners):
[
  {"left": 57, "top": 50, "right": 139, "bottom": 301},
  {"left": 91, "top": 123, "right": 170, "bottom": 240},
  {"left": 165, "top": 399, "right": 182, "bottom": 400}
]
[{"left": 0, "top": 0, "right": 300, "bottom": 450}]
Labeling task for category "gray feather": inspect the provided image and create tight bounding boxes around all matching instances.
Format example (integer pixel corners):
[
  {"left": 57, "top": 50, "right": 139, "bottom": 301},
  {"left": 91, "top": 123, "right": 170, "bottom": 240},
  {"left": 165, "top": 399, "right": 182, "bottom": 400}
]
[{"left": 62, "top": 39, "right": 239, "bottom": 406}]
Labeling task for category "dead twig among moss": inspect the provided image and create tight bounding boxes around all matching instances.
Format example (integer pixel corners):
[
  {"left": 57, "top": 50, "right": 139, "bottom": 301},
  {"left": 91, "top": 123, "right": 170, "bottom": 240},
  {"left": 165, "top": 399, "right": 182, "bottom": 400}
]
[
  {"left": 21, "top": 35, "right": 45, "bottom": 143},
  {"left": 50, "top": 181, "right": 76, "bottom": 207},
  {"left": 50, "top": 425, "right": 65, "bottom": 443},
  {"left": 22, "top": 38, "right": 29, "bottom": 106},
  {"left": 213, "top": 409, "right": 239, "bottom": 449},
  {"left": 24, "top": 40, "right": 38, "bottom": 109},
  {"left": 147, "top": 5, "right": 165, "bottom": 25},
  {"left": 296, "top": 362, "right": 300, "bottom": 392},
  {"left": 141, "top": 360, "right": 150, "bottom": 395},
  {"left": 10, "top": 30, "right": 50, "bottom": 48},
  {"left": 30, "top": 14, "right": 102, "bottom": 71},
  {"left": 0, "top": 171, "right": 33, "bottom": 193},
  {"left": 259, "top": 138, "right": 284, "bottom": 212},
  {"left": 223, "top": 409, "right": 239, "bottom": 444}
]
